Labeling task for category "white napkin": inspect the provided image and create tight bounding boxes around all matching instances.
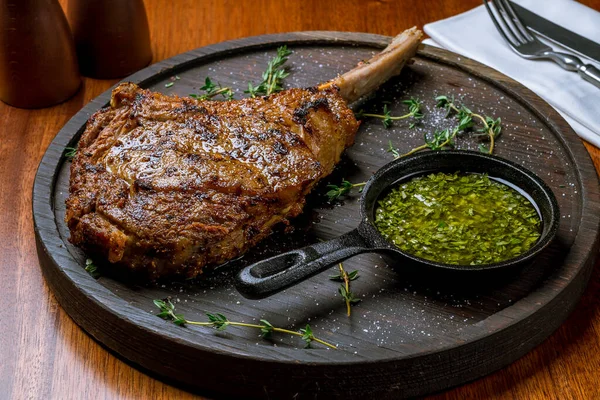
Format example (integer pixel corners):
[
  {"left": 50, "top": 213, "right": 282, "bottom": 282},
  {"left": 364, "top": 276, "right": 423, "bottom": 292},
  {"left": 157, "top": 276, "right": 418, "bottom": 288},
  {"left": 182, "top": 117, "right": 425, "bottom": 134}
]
[{"left": 423, "top": 0, "right": 600, "bottom": 148}]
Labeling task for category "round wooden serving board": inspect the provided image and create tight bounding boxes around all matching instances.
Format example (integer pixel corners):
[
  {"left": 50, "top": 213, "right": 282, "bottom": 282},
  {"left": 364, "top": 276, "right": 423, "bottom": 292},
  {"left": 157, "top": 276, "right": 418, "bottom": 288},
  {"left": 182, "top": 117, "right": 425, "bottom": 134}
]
[{"left": 33, "top": 32, "right": 600, "bottom": 399}]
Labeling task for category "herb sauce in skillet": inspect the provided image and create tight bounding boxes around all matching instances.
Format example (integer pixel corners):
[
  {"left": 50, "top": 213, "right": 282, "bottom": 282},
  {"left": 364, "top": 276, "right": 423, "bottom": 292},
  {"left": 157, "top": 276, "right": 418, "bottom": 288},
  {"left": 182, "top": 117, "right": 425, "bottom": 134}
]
[{"left": 374, "top": 172, "right": 541, "bottom": 265}]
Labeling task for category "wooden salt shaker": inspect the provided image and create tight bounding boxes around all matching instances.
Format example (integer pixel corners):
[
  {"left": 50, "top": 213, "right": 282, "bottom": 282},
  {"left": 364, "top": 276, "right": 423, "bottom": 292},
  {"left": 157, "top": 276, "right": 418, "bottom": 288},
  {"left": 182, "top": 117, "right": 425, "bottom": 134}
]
[
  {"left": 0, "top": 0, "right": 81, "bottom": 108},
  {"left": 68, "top": 0, "right": 152, "bottom": 79}
]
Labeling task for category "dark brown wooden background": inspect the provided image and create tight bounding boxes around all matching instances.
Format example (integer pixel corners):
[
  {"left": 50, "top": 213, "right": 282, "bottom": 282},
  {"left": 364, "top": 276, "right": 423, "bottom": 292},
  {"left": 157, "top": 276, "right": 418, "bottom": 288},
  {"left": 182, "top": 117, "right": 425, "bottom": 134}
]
[{"left": 2, "top": 1, "right": 600, "bottom": 398}]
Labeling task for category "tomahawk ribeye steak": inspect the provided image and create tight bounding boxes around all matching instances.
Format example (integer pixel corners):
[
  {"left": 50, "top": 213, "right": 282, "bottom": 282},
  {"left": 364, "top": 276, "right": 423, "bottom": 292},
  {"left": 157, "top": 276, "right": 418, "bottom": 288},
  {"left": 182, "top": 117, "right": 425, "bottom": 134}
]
[{"left": 65, "top": 28, "right": 422, "bottom": 279}]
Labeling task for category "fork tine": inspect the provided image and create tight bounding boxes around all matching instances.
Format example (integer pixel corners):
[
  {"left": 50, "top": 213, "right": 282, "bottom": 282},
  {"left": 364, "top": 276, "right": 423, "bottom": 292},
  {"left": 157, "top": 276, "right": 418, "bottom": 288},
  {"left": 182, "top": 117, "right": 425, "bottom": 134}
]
[
  {"left": 492, "top": 0, "right": 527, "bottom": 44},
  {"left": 483, "top": 1, "right": 520, "bottom": 48},
  {"left": 499, "top": 0, "right": 534, "bottom": 41}
]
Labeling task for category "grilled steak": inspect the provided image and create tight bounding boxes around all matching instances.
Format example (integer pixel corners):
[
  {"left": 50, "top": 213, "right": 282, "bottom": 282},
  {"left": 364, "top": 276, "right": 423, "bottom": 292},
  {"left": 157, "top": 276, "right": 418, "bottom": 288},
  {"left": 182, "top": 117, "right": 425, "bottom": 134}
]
[{"left": 66, "top": 28, "right": 422, "bottom": 279}]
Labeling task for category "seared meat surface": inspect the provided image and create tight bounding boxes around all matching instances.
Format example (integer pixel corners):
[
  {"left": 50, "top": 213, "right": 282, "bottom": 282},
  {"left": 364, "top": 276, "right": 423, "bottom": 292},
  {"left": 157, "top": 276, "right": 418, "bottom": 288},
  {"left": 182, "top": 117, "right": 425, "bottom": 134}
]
[
  {"left": 67, "top": 84, "right": 357, "bottom": 278},
  {"left": 66, "top": 28, "right": 422, "bottom": 279}
]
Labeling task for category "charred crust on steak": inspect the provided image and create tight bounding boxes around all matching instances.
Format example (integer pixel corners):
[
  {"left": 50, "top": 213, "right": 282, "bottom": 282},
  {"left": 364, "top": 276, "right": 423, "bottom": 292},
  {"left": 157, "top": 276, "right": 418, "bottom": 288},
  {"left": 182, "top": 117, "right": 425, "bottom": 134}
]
[
  {"left": 245, "top": 225, "right": 261, "bottom": 240},
  {"left": 133, "top": 179, "right": 154, "bottom": 191},
  {"left": 84, "top": 163, "right": 105, "bottom": 173},
  {"left": 292, "top": 97, "right": 330, "bottom": 125},
  {"left": 273, "top": 141, "right": 288, "bottom": 155},
  {"left": 65, "top": 83, "right": 360, "bottom": 279}
]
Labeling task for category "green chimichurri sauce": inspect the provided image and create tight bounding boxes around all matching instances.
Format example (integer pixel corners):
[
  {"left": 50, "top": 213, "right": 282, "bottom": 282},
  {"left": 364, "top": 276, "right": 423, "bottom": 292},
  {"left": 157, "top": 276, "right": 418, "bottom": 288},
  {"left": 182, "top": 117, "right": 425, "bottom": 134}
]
[{"left": 374, "top": 172, "right": 541, "bottom": 265}]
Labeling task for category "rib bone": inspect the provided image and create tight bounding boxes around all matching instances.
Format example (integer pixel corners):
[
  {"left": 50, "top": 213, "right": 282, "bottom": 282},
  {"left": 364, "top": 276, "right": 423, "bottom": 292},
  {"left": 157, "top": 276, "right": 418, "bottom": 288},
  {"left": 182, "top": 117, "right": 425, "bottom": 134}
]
[{"left": 320, "top": 27, "right": 423, "bottom": 102}]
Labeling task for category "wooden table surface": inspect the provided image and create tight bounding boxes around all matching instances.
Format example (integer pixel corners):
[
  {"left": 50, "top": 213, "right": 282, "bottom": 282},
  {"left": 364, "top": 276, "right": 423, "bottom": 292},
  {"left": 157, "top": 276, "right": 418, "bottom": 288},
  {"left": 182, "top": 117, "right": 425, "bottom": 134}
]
[{"left": 2, "top": 0, "right": 600, "bottom": 398}]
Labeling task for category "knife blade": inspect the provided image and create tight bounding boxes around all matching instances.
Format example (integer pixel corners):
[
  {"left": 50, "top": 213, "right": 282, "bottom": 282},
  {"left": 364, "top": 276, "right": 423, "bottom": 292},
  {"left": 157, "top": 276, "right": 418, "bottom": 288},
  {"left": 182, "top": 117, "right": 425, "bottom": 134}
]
[{"left": 510, "top": 1, "right": 600, "bottom": 64}]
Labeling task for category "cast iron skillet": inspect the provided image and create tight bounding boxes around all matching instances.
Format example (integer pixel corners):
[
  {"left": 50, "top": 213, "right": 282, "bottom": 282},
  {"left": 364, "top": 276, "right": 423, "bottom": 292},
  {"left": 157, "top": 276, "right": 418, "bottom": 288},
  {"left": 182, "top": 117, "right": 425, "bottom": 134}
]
[{"left": 236, "top": 150, "right": 560, "bottom": 299}]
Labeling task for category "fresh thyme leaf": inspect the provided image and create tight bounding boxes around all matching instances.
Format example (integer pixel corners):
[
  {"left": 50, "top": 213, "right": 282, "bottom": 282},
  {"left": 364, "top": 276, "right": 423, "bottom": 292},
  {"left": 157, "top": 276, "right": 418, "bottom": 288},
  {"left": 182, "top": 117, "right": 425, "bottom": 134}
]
[
  {"left": 436, "top": 94, "right": 456, "bottom": 117},
  {"left": 326, "top": 179, "right": 353, "bottom": 201},
  {"left": 173, "top": 314, "right": 187, "bottom": 326},
  {"left": 338, "top": 285, "right": 348, "bottom": 298},
  {"left": 435, "top": 95, "right": 451, "bottom": 108},
  {"left": 153, "top": 299, "right": 167, "bottom": 310},
  {"left": 325, "top": 179, "right": 367, "bottom": 202},
  {"left": 424, "top": 128, "right": 456, "bottom": 151},
  {"left": 382, "top": 104, "right": 392, "bottom": 128},
  {"left": 244, "top": 46, "right": 293, "bottom": 97},
  {"left": 387, "top": 140, "right": 400, "bottom": 158},
  {"left": 207, "top": 312, "right": 230, "bottom": 331},
  {"left": 460, "top": 105, "right": 472, "bottom": 115},
  {"left": 487, "top": 117, "right": 502, "bottom": 138},
  {"left": 299, "top": 324, "right": 314, "bottom": 348},
  {"left": 164, "top": 82, "right": 174, "bottom": 88},
  {"left": 153, "top": 298, "right": 186, "bottom": 325},
  {"left": 84, "top": 258, "right": 100, "bottom": 279},
  {"left": 347, "top": 270, "right": 359, "bottom": 281},
  {"left": 478, "top": 143, "right": 489, "bottom": 153},
  {"left": 259, "top": 319, "right": 274, "bottom": 338},
  {"left": 156, "top": 311, "right": 170, "bottom": 319},
  {"left": 331, "top": 269, "right": 359, "bottom": 281},
  {"left": 200, "top": 77, "right": 216, "bottom": 92},
  {"left": 338, "top": 285, "right": 361, "bottom": 305},
  {"left": 191, "top": 77, "right": 234, "bottom": 101},
  {"left": 347, "top": 293, "right": 361, "bottom": 305},
  {"left": 245, "top": 82, "right": 259, "bottom": 98},
  {"left": 64, "top": 146, "right": 77, "bottom": 160},
  {"left": 402, "top": 97, "right": 424, "bottom": 121}
]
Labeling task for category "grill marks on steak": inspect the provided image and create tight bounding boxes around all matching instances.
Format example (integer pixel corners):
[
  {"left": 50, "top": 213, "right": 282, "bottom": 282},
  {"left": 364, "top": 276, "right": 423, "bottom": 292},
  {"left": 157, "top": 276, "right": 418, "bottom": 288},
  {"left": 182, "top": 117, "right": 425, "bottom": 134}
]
[{"left": 66, "top": 83, "right": 359, "bottom": 278}]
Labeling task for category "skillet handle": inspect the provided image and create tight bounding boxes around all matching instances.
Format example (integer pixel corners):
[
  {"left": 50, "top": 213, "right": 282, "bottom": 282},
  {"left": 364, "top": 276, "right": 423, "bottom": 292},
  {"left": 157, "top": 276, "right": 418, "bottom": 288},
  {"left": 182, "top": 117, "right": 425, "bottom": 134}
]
[{"left": 236, "top": 229, "right": 371, "bottom": 299}]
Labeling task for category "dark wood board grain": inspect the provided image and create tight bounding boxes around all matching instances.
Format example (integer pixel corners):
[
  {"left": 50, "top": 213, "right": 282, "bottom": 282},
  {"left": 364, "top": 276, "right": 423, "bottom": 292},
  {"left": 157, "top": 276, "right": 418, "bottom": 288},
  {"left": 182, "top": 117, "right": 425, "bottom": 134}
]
[{"left": 33, "top": 32, "right": 600, "bottom": 399}]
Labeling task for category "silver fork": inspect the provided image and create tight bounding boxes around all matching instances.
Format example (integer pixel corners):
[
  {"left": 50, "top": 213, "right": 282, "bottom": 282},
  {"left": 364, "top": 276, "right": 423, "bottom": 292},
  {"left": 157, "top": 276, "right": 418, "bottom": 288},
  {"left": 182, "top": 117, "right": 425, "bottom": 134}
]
[{"left": 484, "top": 0, "right": 600, "bottom": 88}]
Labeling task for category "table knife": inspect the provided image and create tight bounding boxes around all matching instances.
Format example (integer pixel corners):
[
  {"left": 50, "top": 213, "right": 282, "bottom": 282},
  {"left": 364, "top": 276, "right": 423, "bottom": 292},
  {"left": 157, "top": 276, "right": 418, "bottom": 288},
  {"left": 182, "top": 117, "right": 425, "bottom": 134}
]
[{"left": 510, "top": 1, "right": 600, "bottom": 64}]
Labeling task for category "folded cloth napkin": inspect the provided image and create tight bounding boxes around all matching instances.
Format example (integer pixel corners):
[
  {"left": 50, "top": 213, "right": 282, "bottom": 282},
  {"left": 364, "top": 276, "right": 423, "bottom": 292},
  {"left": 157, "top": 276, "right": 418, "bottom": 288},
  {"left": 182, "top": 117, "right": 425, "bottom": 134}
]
[{"left": 423, "top": 0, "right": 600, "bottom": 148}]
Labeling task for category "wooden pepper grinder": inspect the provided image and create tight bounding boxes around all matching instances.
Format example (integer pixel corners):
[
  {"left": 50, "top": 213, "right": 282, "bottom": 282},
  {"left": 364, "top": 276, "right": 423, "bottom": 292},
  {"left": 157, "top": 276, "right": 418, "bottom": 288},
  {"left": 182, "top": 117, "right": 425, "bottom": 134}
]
[
  {"left": 68, "top": 0, "right": 152, "bottom": 79},
  {"left": 0, "top": 0, "right": 81, "bottom": 108}
]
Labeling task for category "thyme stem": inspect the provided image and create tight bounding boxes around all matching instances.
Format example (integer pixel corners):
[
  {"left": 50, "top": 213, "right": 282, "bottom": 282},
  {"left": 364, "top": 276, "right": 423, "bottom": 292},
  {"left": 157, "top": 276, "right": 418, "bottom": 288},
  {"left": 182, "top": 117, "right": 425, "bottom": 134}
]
[
  {"left": 326, "top": 180, "right": 366, "bottom": 202},
  {"left": 400, "top": 143, "right": 429, "bottom": 158},
  {"left": 448, "top": 103, "right": 496, "bottom": 154},
  {"left": 356, "top": 98, "right": 423, "bottom": 128},
  {"left": 330, "top": 263, "right": 360, "bottom": 316},
  {"left": 340, "top": 263, "right": 351, "bottom": 316},
  {"left": 360, "top": 112, "right": 412, "bottom": 120},
  {"left": 154, "top": 299, "right": 336, "bottom": 349}
]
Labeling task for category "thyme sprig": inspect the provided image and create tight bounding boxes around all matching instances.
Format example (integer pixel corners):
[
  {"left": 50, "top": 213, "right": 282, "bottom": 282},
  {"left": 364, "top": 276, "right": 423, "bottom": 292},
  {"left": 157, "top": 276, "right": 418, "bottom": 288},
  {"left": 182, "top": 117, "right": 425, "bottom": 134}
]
[
  {"left": 400, "top": 126, "right": 461, "bottom": 158},
  {"left": 435, "top": 95, "right": 502, "bottom": 154},
  {"left": 64, "top": 146, "right": 77, "bottom": 160},
  {"left": 387, "top": 140, "right": 400, "bottom": 158},
  {"left": 325, "top": 179, "right": 366, "bottom": 202},
  {"left": 394, "top": 96, "right": 502, "bottom": 158},
  {"left": 245, "top": 46, "right": 293, "bottom": 97},
  {"left": 356, "top": 98, "right": 423, "bottom": 128},
  {"left": 190, "top": 77, "right": 234, "bottom": 101},
  {"left": 153, "top": 298, "right": 336, "bottom": 349},
  {"left": 330, "top": 263, "right": 360, "bottom": 316}
]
